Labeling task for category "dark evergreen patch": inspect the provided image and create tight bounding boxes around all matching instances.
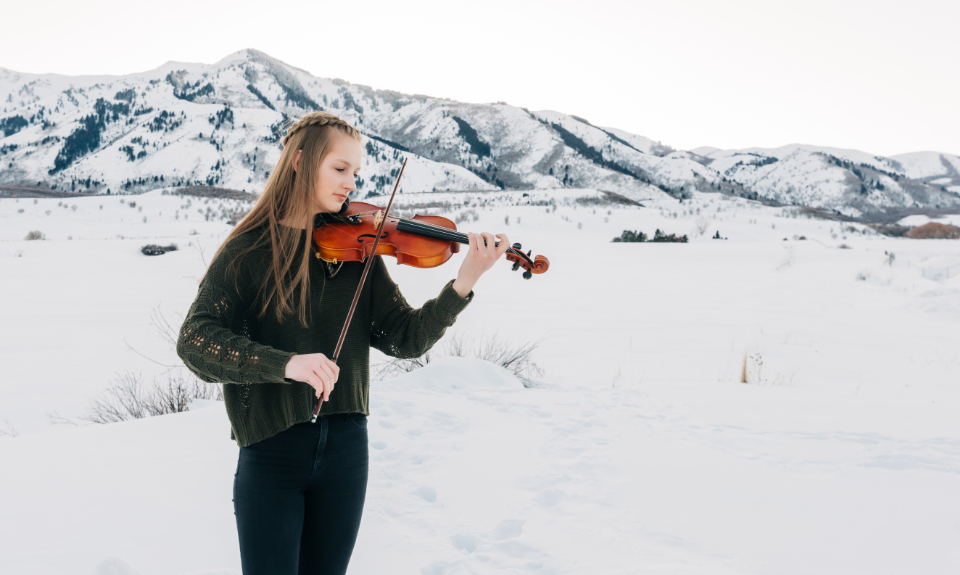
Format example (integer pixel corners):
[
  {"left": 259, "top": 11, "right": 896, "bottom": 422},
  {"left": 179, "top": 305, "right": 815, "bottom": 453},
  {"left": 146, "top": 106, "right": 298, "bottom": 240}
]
[
  {"left": 341, "top": 91, "right": 363, "bottom": 114},
  {"left": 279, "top": 83, "right": 319, "bottom": 110},
  {"left": 651, "top": 229, "right": 688, "bottom": 243},
  {"left": 114, "top": 89, "right": 136, "bottom": 102},
  {"left": 1, "top": 115, "right": 28, "bottom": 137},
  {"left": 49, "top": 98, "right": 130, "bottom": 174},
  {"left": 547, "top": 120, "right": 642, "bottom": 180},
  {"left": 612, "top": 230, "right": 647, "bottom": 242},
  {"left": 208, "top": 106, "right": 234, "bottom": 130},
  {"left": 149, "top": 110, "right": 183, "bottom": 133},
  {"left": 451, "top": 116, "right": 491, "bottom": 158},
  {"left": 174, "top": 82, "right": 215, "bottom": 102},
  {"left": 141, "top": 243, "right": 178, "bottom": 256},
  {"left": 367, "top": 133, "right": 409, "bottom": 152},
  {"left": 612, "top": 229, "right": 688, "bottom": 243},
  {"left": 821, "top": 153, "right": 902, "bottom": 182},
  {"left": 246, "top": 84, "right": 276, "bottom": 110}
]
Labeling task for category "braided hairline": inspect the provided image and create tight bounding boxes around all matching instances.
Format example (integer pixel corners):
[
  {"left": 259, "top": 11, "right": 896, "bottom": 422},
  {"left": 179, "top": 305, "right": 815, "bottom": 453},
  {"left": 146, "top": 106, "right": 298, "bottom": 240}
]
[{"left": 282, "top": 112, "right": 362, "bottom": 147}]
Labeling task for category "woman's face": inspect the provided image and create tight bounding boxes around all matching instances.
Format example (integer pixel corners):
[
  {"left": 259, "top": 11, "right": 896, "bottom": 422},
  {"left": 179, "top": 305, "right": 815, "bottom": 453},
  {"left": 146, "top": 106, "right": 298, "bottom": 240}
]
[{"left": 309, "top": 131, "right": 363, "bottom": 214}]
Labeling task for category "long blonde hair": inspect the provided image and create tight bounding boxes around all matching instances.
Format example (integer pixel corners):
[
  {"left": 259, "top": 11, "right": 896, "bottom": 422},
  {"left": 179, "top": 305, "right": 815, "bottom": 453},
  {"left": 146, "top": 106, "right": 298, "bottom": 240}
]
[{"left": 207, "top": 111, "right": 362, "bottom": 327}]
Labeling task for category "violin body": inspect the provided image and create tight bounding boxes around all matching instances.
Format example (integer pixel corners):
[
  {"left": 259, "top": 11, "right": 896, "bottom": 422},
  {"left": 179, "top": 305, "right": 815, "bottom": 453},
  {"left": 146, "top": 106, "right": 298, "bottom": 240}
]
[
  {"left": 312, "top": 201, "right": 460, "bottom": 268},
  {"left": 312, "top": 200, "right": 549, "bottom": 278}
]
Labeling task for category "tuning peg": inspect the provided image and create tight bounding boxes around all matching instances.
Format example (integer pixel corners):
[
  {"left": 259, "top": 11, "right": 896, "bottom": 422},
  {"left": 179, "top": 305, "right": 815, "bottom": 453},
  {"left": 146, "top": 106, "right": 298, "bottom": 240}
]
[
  {"left": 526, "top": 249, "right": 532, "bottom": 257},
  {"left": 512, "top": 261, "right": 520, "bottom": 271},
  {"left": 512, "top": 242, "right": 522, "bottom": 250},
  {"left": 523, "top": 270, "right": 532, "bottom": 280}
]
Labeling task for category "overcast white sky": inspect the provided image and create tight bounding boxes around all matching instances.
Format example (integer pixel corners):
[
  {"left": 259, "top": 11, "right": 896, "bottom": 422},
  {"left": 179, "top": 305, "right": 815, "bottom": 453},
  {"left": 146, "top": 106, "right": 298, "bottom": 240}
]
[{"left": 2, "top": 0, "right": 957, "bottom": 156}]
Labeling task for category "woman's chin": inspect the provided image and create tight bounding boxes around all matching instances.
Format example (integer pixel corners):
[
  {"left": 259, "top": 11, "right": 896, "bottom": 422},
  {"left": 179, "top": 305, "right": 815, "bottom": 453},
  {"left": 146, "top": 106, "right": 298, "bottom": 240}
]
[{"left": 316, "top": 201, "right": 345, "bottom": 214}]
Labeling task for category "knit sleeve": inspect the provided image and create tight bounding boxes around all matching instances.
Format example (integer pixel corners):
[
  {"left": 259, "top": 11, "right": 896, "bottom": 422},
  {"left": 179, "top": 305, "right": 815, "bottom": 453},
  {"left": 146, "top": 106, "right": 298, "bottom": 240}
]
[
  {"left": 176, "top": 237, "right": 294, "bottom": 385},
  {"left": 369, "top": 256, "right": 473, "bottom": 359}
]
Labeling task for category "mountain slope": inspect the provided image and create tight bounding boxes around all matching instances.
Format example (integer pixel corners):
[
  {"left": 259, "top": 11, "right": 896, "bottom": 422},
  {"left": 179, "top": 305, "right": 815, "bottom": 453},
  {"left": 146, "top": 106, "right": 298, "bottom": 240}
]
[{"left": 2, "top": 49, "right": 959, "bottom": 219}]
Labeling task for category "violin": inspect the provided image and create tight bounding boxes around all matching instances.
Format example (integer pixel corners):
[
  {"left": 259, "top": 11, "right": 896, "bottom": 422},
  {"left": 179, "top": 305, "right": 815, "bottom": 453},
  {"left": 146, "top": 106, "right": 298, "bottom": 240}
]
[
  {"left": 311, "top": 200, "right": 550, "bottom": 279},
  {"left": 309, "top": 158, "right": 547, "bottom": 423}
]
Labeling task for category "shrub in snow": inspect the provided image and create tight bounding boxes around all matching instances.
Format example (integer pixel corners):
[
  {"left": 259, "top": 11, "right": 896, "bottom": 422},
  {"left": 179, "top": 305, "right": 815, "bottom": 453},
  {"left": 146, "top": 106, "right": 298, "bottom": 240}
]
[
  {"left": 651, "top": 229, "right": 688, "bottom": 243},
  {"left": 375, "top": 332, "right": 543, "bottom": 386},
  {"left": 81, "top": 371, "right": 222, "bottom": 424},
  {"left": 141, "top": 243, "right": 178, "bottom": 256},
  {"left": 905, "top": 222, "right": 960, "bottom": 239},
  {"left": 24, "top": 230, "right": 45, "bottom": 240},
  {"left": 612, "top": 230, "right": 647, "bottom": 242}
]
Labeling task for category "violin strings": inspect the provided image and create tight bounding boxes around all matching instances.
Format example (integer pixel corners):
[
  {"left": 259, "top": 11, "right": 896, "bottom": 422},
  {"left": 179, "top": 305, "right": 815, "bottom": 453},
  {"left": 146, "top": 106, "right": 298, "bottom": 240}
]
[{"left": 319, "top": 213, "right": 531, "bottom": 264}]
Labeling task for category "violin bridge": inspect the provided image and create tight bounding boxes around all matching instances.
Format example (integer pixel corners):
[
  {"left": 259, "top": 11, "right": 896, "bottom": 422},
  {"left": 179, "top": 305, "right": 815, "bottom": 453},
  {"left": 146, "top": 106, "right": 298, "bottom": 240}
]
[{"left": 373, "top": 209, "right": 384, "bottom": 230}]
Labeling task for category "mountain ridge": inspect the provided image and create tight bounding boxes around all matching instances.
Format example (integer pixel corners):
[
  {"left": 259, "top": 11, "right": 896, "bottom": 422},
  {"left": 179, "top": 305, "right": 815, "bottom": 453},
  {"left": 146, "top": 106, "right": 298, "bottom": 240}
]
[{"left": 1, "top": 48, "right": 958, "bottom": 221}]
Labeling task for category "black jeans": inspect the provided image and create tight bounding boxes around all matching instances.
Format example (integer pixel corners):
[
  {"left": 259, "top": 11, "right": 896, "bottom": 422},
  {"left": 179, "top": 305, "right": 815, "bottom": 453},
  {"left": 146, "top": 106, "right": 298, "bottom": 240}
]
[{"left": 233, "top": 414, "right": 369, "bottom": 575}]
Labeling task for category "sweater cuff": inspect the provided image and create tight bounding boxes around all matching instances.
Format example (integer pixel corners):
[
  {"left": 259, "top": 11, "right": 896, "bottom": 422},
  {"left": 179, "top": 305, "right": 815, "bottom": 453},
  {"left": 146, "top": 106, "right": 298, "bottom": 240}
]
[
  {"left": 257, "top": 347, "right": 296, "bottom": 384},
  {"left": 436, "top": 279, "right": 473, "bottom": 319}
]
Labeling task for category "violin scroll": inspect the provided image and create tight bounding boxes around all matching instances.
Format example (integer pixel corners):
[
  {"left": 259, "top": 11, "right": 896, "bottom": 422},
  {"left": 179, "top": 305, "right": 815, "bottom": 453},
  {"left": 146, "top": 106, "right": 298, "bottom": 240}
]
[{"left": 505, "top": 242, "right": 549, "bottom": 280}]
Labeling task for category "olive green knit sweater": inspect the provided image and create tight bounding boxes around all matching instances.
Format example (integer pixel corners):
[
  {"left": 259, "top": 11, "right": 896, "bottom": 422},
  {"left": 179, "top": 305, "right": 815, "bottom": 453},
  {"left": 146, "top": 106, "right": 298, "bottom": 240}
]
[{"left": 176, "top": 226, "right": 472, "bottom": 447}]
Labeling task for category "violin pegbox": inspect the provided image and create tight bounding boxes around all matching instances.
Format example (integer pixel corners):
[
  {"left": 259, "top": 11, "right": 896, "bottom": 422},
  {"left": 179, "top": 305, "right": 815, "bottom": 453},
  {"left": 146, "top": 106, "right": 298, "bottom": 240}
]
[{"left": 505, "top": 242, "right": 550, "bottom": 280}]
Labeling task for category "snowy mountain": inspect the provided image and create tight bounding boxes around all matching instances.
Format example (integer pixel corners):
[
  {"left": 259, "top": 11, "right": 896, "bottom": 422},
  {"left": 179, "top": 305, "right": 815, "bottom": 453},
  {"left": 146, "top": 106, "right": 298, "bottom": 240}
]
[{"left": 2, "top": 49, "right": 959, "bottom": 220}]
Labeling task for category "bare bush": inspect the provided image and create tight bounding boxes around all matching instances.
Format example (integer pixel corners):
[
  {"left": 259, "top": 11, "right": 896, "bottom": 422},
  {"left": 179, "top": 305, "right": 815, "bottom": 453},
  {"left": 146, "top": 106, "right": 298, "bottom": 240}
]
[
  {"left": 80, "top": 372, "right": 222, "bottom": 424},
  {"left": 24, "top": 230, "right": 44, "bottom": 240},
  {"left": 374, "top": 332, "right": 544, "bottom": 386},
  {"left": 0, "top": 417, "right": 18, "bottom": 437},
  {"left": 455, "top": 209, "right": 479, "bottom": 224},
  {"left": 695, "top": 218, "right": 711, "bottom": 236}
]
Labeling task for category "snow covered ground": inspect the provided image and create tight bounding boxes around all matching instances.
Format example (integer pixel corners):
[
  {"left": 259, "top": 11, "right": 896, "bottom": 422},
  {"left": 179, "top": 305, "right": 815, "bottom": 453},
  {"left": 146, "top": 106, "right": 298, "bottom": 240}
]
[{"left": 1, "top": 189, "right": 959, "bottom": 574}]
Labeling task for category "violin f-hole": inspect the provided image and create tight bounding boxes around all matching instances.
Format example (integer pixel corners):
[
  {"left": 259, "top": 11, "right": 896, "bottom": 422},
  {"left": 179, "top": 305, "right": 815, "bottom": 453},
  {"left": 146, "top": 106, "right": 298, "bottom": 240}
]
[{"left": 357, "top": 232, "right": 389, "bottom": 242}]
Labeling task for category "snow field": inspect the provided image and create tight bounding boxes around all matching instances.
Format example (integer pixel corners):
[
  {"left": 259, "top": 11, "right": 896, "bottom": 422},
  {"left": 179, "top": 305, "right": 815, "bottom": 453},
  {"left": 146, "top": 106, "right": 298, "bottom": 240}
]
[{"left": 1, "top": 189, "right": 959, "bottom": 573}]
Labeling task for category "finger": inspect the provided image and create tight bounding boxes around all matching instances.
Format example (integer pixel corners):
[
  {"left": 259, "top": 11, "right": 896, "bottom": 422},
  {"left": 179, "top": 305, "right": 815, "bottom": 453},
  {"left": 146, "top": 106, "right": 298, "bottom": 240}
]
[
  {"left": 466, "top": 231, "right": 478, "bottom": 253},
  {"left": 322, "top": 377, "right": 334, "bottom": 402},
  {"left": 325, "top": 358, "right": 341, "bottom": 381},
  {"left": 313, "top": 367, "right": 335, "bottom": 400},
  {"left": 480, "top": 232, "right": 497, "bottom": 257},
  {"left": 313, "top": 370, "right": 331, "bottom": 402},
  {"left": 495, "top": 234, "right": 510, "bottom": 257},
  {"left": 314, "top": 357, "right": 337, "bottom": 384},
  {"left": 306, "top": 373, "right": 323, "bottom": 399}
]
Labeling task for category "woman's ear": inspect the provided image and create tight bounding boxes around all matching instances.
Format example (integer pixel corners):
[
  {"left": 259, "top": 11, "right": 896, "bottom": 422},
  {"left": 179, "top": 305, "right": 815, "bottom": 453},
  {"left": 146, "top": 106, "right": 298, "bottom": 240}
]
[{"left": 292, "top": 149, "right": 302, "bottom": 173}]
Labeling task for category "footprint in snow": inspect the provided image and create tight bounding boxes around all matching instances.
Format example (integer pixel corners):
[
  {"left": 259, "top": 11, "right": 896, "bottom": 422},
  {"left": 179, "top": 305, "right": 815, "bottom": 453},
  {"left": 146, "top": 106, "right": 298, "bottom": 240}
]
[
  {"left": 491, "top": 519, "right": 525, "bottom": 540},
  {"left": 536, "top": 488, "right": 565, "bottom": 508},
  {"left": 420, "top": 561, "right": 475, "bottom": 575},
  {"left": 450, "top": 533, "right": 481, "bottom": 553},
  {"left": 91, "top": 557, "right": 141, "bottom": 575},
  {"left": 414, "top": 485, "right": 437, "bottom": 503}
]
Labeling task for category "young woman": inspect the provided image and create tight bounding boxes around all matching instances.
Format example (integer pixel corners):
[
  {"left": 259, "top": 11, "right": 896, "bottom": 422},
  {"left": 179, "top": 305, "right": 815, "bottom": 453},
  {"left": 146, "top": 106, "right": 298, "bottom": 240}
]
[{"left": 176, "top": 111, "right": 509, "bottom": 575}]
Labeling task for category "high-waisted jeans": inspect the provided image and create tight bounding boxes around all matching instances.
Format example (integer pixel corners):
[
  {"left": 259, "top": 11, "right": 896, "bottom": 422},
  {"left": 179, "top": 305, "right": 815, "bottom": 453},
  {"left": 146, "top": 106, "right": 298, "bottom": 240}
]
[{"left": 233, "top": 413, "right": 369, "bottom": 575}]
